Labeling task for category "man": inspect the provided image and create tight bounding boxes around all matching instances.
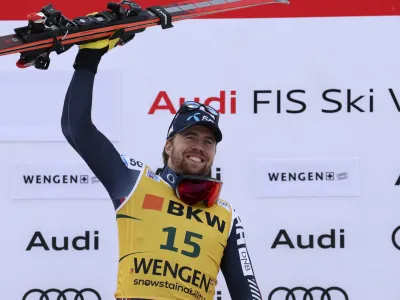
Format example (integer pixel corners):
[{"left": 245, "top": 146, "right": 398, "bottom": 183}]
[{"left": 61, "top": 30, "right": 262, "bottom": 300}]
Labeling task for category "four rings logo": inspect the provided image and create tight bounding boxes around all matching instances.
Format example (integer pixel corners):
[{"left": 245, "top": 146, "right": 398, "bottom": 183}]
[
  {"left": 23, "top": 288, "right": 101, "bottom": 300},
  {"left": 268, "top": 287, "right": 348, "bottom": 300}
]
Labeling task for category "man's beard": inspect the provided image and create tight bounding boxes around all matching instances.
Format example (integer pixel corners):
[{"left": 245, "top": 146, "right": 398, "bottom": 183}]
[{"left": 170, "top": 149, "right": 212, "bottom": 176}]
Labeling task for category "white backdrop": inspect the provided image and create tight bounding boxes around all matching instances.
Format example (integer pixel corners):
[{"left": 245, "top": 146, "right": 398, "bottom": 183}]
[{"left": 0, "top": 13, "right": 400, "bottom": 300}]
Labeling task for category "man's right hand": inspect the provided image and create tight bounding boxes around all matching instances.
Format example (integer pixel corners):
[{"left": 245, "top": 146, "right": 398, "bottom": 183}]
[
  {"left": 79, "top": 29, "right": 128, "bottom": 54},
  {"left": 73, "top": 14, "right": 135, "bottom": 73},
  {"left": 77, "top": 13, "right": 136, "bottom": 54}
]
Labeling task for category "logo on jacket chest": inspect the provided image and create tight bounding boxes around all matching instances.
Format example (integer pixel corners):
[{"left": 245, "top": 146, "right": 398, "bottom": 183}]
[
  {"left": 142, "top": 194, "right": 226, "bottom": 234},
  {"left": 167, "top": 200, "right": 226, "bottom": 234}
]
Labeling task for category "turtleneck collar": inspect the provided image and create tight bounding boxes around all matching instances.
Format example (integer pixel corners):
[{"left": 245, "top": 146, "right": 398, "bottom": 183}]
[{"left": 159, "top": 164, "right": 179, "bottom": 190}]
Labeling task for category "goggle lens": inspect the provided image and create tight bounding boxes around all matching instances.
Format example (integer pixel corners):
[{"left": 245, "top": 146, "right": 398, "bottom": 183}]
[
  {"left": 183, "top": 101, "right": 219, "bottom": 118},
  {"left": 177, "top": 178, "right": 222, "bottom": 207},
  {"left": 185, "top": 101, "right": 201, "bottom": 109},
  {"left": 205, "top": 106, "right": 219, "bottom": 116}
]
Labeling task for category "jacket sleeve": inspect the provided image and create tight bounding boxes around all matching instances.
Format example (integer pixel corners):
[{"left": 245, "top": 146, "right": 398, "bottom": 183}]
[
  {"left": 61, "top": 49, "right": 140, "bottom": 208},
  {"left": 220, "top": 208, "right": 263, "bottom": 300}
]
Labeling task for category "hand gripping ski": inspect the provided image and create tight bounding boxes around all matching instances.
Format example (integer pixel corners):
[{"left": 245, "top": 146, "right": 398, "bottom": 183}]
[{"left": 0, "top": 0, "right": 289, "bottom": 70}]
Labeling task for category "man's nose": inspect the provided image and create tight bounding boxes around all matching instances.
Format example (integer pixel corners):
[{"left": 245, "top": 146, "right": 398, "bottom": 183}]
[{"left": 191, "top": 141, "right": 205, "bottom": 152}]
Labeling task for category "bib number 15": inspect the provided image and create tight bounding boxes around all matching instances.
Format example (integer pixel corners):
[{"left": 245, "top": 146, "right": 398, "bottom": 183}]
[{"left": 160, "top": 227, "right": 203, "bottom": 258}]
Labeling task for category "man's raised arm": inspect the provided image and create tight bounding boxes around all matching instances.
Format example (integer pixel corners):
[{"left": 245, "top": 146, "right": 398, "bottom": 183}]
[{"left": 61, "top": 39, "right": 139, "bottom": 207}]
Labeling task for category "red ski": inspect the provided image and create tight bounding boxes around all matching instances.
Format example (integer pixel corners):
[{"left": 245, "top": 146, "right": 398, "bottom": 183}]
[{"left": 0, "top": 0, "right": 288, "bottom": 69}]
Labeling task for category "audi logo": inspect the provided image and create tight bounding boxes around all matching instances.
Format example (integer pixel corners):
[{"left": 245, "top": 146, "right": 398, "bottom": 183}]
[
  {"left": 268, "top": 286, "right": 349, "bottom": 300},
  {"left": 23, "top": 288, "right": 101, "bottom": 300},
  {"left": 392, "top": 226, "right": 400, "bottom": 250}
]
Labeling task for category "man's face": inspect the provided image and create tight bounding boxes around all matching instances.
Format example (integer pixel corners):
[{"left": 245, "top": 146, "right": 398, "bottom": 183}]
[{"left": 165, "top": 125, "right": 217, "bottom": 176}]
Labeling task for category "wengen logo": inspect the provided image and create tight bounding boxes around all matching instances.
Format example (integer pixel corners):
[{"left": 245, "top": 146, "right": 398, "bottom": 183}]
[{"left": 131, "top": 257, "right": 212, "bottom": 298}]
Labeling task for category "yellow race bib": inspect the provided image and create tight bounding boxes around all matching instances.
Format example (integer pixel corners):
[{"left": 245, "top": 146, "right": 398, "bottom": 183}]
[{"left": 114, "top": 164, "right": 233, "bottom": 300}]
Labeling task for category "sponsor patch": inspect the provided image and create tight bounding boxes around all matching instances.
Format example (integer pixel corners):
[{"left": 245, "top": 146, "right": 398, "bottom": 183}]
[
  {"left": 146, "top": 169, "right": 160, "bottom": 182},
  {"left": 142, "top": 194, "right": 164, "bottom": 211},
  {"left": 121, "top": 155, "right": 144, "bottom": 171},
  {"left": 238, "top": 247, "right": 254, "bottom": 276},
  {"left": 217, "top": 199, "right": 230, "bottom": 212}
]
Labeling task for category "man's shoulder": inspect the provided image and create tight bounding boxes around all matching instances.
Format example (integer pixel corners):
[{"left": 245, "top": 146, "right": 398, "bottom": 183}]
[
  {"left": 215, "top": 198, "right": 233, "bottom": 214},
  {"left": 120, "top": 154, "right": 162, "bottom": 182}
]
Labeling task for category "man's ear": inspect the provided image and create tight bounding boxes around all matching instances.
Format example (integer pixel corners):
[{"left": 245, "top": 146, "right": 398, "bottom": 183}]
[{"left": 165, "top": 139, "right": 173, "bottom": 156}]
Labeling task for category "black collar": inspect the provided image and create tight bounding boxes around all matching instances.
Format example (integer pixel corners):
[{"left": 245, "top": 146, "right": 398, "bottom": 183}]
[{"left": 159, "top": 164, "right": 179, "bottom": 190}]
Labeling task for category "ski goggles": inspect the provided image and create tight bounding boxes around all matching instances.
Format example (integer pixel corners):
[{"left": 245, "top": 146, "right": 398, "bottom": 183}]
[
  {"left": 175, "top": 175, "right": 223, "bottom": 208},
  {"left": 179, "top": 101, "right": 220, "bottom": 123}
]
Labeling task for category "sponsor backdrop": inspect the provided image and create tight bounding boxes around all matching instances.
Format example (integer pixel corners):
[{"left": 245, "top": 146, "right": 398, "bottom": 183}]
[{"left": 0, "top": 0, "right": 399, "bottom": 299}]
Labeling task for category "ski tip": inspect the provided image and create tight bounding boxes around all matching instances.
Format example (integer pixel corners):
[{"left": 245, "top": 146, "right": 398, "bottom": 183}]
[{"left": 16, "top": 59, "right": 33, "bottom": 69}]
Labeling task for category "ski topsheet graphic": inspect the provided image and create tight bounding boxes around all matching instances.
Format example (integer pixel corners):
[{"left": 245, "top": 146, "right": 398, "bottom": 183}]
[{"left": 0, "top": 0, "right": 288, "bottom": 69}]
